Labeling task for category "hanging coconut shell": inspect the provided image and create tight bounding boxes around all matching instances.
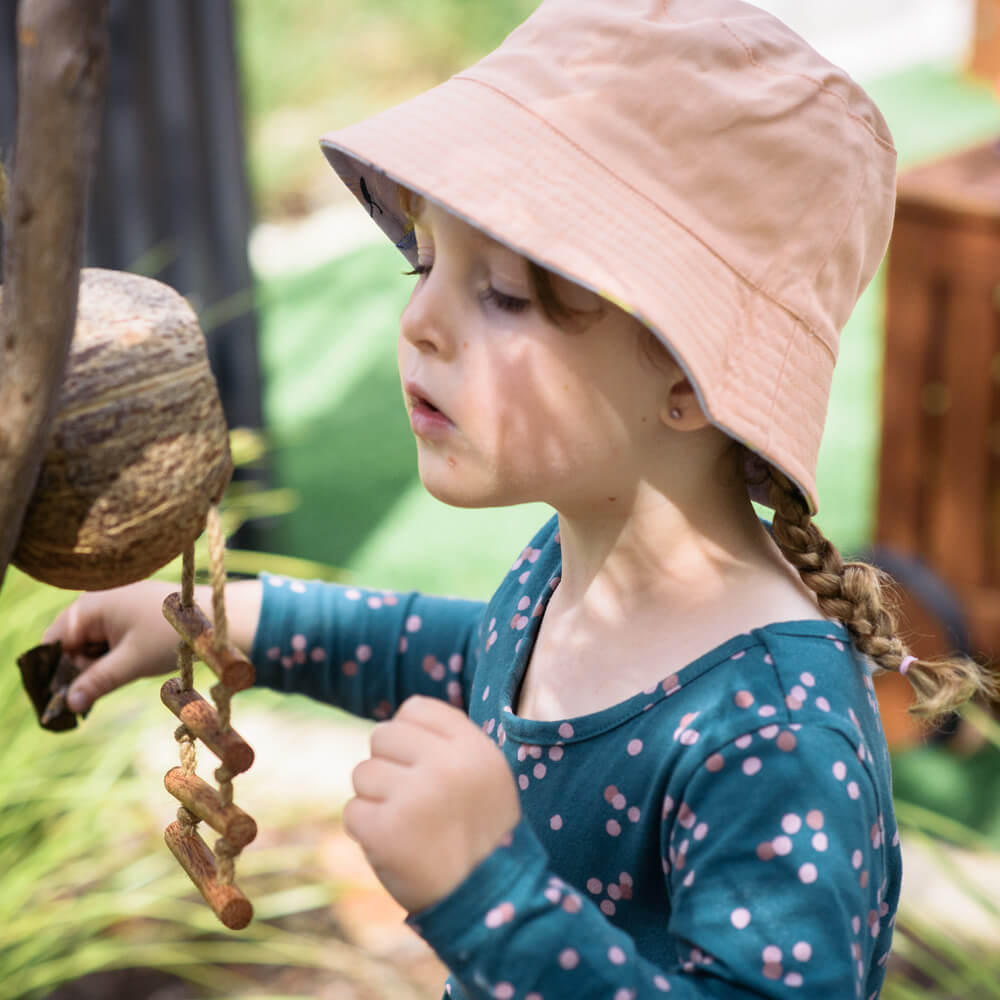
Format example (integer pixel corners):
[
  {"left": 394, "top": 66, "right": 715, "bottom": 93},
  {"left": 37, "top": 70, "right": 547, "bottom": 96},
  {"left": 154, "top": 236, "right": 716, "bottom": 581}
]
[{"left": 11, "top": 268, "right": 233, "bottom": 590}]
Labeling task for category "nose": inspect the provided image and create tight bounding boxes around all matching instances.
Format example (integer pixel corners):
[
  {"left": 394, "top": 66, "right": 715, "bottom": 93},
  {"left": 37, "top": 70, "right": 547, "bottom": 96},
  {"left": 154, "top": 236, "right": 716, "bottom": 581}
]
[{"left": 399, "top": 268, "right": 457, "bottom": 358}]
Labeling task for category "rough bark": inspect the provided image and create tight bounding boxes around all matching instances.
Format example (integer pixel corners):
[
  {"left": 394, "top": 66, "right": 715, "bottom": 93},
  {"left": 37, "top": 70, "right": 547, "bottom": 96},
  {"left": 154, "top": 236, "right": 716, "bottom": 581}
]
[{"left": 0, "top": 0, "right": 109, "bottom": 591}]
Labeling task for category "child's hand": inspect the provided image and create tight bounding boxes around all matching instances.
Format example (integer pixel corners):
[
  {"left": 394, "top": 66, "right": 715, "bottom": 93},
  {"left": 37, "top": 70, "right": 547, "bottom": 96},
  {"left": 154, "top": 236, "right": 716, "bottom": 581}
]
[
  {"left": 43, "top": 581, "right": 181, "bottom": 713},
  {"left": 344, "top": 695, "right": 521, "bottom": 914}
]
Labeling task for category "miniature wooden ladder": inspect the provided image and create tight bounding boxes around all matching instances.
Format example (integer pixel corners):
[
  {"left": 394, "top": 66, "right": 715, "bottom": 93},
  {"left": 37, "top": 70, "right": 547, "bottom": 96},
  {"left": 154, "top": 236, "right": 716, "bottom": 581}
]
[{"left": 159, "top": 505, "right": 257, "bottom": 930}]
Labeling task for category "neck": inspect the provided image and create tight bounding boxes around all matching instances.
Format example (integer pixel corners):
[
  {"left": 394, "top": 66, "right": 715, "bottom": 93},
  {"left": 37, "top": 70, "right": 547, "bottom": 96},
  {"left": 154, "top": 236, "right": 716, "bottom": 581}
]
[{"left": 551, "top": 477, "right": 786, "bottom": 630}]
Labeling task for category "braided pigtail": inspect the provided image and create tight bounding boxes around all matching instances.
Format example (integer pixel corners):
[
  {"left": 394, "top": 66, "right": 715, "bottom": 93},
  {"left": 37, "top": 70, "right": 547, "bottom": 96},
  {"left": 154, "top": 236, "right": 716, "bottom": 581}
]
[{"left": 764, "top": 465, "right": 1000, "bottom": 721}]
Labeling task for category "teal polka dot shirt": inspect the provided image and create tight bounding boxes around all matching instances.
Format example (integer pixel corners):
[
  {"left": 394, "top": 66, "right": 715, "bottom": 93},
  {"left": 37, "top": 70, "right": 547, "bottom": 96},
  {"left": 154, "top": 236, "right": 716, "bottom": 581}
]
[{"left": 253, "top": 517, "right": 901, "bottom": 998}]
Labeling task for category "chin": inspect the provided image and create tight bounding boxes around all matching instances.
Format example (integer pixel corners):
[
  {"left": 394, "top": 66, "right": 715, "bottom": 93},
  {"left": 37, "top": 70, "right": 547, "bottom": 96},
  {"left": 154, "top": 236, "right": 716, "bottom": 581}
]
[
  {"left": 419, "top": 475, "right": 502, "bottom": 510},
  {"left": 416, "top": 462, "right": 524, "bottom": 511}
]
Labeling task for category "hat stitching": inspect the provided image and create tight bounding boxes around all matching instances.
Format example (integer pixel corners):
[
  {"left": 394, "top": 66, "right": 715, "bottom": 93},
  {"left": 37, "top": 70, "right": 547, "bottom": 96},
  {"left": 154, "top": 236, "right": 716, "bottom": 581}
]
[
  {"left": 717, "top": 294, "right": 821, "bottom": 512},
  {"left": 452, "top": 73, "right": 837, "bottom": 360},
  {"left": 716, "top": 21, "right": 890, "bottom": 297},
  {"left": 718, "top": 280, "right": 749, "bottom": 422},
  {"left": 762, "top": 313, "right": 799, "bottom": 454},
  {"left": 717, "top": 21, "right": 895, "bottom": 154}
]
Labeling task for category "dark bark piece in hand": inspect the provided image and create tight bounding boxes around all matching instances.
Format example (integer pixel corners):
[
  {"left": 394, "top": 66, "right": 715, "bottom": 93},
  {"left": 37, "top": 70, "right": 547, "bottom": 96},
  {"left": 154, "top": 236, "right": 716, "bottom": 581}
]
[{"left": 16, "top": 640, "right": 100, "bottom": 731}]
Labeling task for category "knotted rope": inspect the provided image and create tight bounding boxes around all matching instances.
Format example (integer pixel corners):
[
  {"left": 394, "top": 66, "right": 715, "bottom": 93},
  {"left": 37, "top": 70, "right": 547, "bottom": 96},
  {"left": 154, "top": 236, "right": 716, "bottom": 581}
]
[{"left": 172, "top": 503, "right": 240, "bottom": 885}]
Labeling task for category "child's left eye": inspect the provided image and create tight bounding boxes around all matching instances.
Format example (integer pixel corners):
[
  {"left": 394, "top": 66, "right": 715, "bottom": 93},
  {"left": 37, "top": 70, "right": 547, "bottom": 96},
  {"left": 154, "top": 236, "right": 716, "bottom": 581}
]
[{"left": 481, "top": 286, "right": 531, "bottom": 314}]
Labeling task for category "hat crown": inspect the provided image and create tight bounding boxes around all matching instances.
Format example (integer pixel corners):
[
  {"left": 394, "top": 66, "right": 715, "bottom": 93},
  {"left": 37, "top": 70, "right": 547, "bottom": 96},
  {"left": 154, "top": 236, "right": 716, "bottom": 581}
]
[{"left": 463, "top": 0, "right": 897, "bottom": 349}]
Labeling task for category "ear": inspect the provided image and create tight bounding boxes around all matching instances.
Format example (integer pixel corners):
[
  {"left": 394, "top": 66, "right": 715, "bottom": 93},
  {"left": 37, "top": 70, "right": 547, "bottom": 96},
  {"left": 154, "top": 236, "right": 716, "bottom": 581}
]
[{"left": 658, "top": 376, "right": 711, "bottom": 431}]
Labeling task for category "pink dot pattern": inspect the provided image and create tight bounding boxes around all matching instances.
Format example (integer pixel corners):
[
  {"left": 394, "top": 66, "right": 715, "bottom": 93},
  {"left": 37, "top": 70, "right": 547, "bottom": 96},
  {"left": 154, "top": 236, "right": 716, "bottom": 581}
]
[{"left": 255, "top": 532, "right": 901, "bottom": 1000}]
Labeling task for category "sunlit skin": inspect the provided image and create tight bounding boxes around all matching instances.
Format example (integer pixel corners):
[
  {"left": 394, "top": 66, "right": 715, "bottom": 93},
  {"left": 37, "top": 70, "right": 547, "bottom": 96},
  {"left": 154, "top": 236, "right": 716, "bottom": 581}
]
[{"left": 397, "top": 200, "right": 696, "bottom": 515}]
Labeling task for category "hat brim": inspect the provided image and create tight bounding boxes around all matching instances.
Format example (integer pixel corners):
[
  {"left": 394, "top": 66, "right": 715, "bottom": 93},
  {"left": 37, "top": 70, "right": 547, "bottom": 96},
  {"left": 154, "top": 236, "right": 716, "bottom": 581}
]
[{"left": 321, "top": 76, "right": 830, "bottom": 515}]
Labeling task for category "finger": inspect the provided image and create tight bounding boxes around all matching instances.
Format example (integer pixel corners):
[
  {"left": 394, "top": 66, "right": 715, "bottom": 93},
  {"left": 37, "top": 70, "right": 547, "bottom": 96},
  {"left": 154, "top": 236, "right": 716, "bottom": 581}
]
[
  {"left": 43, "top": 597, "right": 110, "bottom": 651},
  {"left": 369, "top": 718, "right": 432, "bottom": 765},
  {"left": 394, "top": 694, "right": 469, "bottom": 737},
  {"left": 351, "top": 756, "right": 408, "bottom": 801},
  {"left": 342, "top": 795, "right": 382, "bottom": 846},
  {"left": 65, "top": 640, "right": 140, "bottom": 713},
  {"left": 42, "top": 600, "right": 83, "bottom": 647}
]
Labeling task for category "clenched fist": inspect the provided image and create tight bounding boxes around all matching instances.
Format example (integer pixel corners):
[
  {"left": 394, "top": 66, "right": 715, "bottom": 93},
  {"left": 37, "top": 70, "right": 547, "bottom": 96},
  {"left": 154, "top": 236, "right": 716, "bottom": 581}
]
[{"left": 344, "top": 695, "right": 521, "bottom": 914}]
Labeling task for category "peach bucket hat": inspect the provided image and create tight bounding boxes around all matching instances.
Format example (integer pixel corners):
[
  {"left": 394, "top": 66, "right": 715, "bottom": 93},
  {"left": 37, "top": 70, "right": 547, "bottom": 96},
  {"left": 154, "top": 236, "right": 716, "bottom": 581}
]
[{"left": 319, "top": 0, "right": 898, "bottom": 515}]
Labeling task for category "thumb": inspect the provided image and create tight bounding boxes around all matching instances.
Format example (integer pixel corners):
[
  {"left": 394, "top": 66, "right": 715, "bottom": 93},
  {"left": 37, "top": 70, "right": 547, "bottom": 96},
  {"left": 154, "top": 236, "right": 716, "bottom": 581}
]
[{"left": 67, "top": 641, "right": 149, "bottom": 714}]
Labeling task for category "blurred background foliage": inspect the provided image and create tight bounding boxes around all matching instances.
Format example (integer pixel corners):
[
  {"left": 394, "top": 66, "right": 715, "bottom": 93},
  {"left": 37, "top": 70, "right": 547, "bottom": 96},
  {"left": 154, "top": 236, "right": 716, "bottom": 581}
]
[
  {"left": 236, "top": 0, "right": 540, "bottom": 219},
  {"left": 3, "top": 1, "right": 1000, "bottom": 997}
]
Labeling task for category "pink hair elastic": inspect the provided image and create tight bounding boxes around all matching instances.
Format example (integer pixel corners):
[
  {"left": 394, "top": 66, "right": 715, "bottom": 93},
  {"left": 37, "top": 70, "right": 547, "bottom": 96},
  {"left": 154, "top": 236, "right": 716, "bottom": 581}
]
[{"left": 899, "top": 655, "right": 916, "bottom": 676}]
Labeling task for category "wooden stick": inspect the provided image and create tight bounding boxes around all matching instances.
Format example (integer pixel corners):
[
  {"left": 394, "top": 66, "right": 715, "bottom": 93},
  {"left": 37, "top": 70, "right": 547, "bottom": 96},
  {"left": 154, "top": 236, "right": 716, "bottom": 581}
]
[
  {"left": 0, "top": 0, "right": 108, "bottom": 591},
  {"left": 160, "top": 678, "right": 255, "bottom": 774},
  {"left": 162, "top": 593, "right": 255, "bottom": 692},
  {"left": 164, "top": 767, "right": 257, "bottom": 848},
  {"left": 164, "top": 821, "right": 253, "bottom": 930}
]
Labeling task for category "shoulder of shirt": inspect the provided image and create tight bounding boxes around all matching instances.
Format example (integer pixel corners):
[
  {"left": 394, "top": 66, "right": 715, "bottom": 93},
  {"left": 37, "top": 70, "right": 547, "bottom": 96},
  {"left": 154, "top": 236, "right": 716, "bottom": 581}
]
[{"left": 665, "top": 622, "right": 879, "bottom": 768}]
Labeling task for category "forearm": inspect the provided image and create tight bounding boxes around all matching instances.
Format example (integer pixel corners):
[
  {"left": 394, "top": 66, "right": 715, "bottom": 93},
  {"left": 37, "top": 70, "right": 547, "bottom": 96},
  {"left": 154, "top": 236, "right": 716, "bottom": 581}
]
[
  {"left": 250, "top": 574, "right": 484, "bottom": 718},
  {"left": 411, "top": 821, "right": 750, "bottom": 999},
  {"left": 195, "top": 579, "right": 263, "bottom": 657}
]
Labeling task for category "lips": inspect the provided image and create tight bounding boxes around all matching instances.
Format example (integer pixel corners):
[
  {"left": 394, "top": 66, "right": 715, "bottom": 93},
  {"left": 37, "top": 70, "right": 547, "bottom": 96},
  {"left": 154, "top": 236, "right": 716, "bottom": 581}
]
[{"left": 404, "top": 379, "right": 455, "bottom": 439}]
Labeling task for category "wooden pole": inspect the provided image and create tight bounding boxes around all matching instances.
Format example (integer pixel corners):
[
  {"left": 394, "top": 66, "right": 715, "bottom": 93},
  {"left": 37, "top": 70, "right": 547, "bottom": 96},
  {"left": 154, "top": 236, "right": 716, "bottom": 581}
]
[
  {"left": 160, "top": 677, "right": 255, "bottom": 774},
  {"left": 163, "top": 593, "right": 256, "bottom": 691},
  {"left": 164, "top": 766, "right": 257, "bottom": 848},
  {"left": 0, "top": 0, "right": 109, "bottom": 591},
  {"left": 164, "top": 821, "right": 253, "bottom": 930}
]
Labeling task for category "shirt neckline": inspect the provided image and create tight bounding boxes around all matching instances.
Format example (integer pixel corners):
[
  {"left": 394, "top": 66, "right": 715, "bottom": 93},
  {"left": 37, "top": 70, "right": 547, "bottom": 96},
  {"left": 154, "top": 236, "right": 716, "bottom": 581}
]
[{"left": 499, "top": 611, "right": 849, "bottom": 746}]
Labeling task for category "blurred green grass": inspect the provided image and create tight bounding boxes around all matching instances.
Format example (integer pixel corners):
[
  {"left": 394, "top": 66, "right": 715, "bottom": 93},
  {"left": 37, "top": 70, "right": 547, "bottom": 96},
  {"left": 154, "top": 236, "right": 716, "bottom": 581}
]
[
  {"left": 250, "top": 61, "right": 1000, "bottom": 597},
  {"left": 235, "top": 0, "right": 539, "bottom": 216}
]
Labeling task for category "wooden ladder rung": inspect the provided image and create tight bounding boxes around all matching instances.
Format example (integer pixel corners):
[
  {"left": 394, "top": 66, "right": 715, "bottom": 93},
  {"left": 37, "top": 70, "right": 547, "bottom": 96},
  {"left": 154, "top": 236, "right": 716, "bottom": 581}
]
[
  {"left": 163, "top": 593, "right": 256, "bottom": 692},
  {"left": 164, "top": 767, "right": 258, "bottom": 848},
  {"left": 164, "top": 821, "right": 253, "bottom": 930},
  {"left": 160, "top": 678, "right": 255, "bottom": 775}
]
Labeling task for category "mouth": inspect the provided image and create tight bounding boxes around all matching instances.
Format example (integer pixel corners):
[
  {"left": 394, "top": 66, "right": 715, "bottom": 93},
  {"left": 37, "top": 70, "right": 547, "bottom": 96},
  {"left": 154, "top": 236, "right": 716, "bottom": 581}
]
[
  {"left": 412, "top": 392, "right": 442, "bottom": 415},
  {"left": 405, "top": 380, "right": 444, "bottom": 415},
  {"left": 404, "top": 380, "right": 455, "bottom": 438}
]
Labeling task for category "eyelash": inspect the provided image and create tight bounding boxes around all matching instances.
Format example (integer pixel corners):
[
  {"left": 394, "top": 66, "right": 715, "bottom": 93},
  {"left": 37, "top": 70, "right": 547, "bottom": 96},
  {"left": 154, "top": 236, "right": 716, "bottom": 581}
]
[{"left": 404, "top": 263, "right": 531, "bottom": 315}]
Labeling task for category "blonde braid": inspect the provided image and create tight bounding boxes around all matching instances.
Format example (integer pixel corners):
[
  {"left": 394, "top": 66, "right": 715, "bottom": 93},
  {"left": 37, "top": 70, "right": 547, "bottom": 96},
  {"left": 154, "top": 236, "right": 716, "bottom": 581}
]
[{"left": 765, "top": 464, "right": 999, "bottom": 721}]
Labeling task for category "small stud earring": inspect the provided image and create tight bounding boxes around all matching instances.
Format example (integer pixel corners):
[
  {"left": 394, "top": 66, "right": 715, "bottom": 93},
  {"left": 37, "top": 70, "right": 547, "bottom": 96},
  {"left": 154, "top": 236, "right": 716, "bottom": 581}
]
[{"left": 669, "top": 408, "right": 682, "bottom": 421}]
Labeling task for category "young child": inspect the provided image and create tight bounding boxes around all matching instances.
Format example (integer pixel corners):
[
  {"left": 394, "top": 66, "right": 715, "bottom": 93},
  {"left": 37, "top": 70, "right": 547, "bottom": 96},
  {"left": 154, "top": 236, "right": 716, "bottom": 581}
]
[{"left": 47, "top": 1, "right": 997, "bottom": 997}]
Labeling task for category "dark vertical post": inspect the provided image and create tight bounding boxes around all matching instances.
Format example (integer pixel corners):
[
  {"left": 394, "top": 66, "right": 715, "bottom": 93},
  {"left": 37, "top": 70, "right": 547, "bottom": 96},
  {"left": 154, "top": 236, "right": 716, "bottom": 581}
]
[
  {"left": 0, "top": 0, "right": 270, "bottom": 553},
  {"left": 0, "top": 0, "right": 109, "bottom": 589}
]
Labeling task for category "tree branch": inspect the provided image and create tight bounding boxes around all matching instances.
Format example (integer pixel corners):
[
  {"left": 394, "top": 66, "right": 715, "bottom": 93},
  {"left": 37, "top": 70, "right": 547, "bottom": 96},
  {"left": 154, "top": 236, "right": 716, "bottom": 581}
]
[{"left": 0, "top": 0, "right": 109, "bottom": 591}]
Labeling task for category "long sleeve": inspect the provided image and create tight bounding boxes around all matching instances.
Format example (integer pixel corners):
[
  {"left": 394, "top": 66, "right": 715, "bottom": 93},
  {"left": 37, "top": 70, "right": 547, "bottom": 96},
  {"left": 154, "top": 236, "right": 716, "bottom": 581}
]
[
  {"left": 250, "top": 574, "right": 486, "bottom": 719},
  {"left": 407, "top": 723, "right": 897, "bottom": 999},
  {"left": 246, "top": 521, "right": 901, "bottom": 1000}
]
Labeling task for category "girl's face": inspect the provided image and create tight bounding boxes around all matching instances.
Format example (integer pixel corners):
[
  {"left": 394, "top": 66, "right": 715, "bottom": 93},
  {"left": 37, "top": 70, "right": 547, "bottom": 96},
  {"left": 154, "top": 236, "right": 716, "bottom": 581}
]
[{"left": 397, "top": 199, "right": 676, "bottom": 514}]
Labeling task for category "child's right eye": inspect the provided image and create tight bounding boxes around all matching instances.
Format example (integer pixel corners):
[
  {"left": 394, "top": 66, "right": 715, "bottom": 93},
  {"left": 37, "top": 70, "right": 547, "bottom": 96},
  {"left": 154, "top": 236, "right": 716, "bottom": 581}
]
[{"left": 404, "top": 263, "right": 432, "bottom": 278}]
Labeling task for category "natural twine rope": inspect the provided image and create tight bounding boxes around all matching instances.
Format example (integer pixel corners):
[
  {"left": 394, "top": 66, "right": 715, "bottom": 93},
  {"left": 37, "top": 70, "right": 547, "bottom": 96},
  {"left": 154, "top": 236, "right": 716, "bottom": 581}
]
[
  {"left": 207, "top": 504, "right": 228, "bottom": 648},
  {"left": 171, "top": 503, "right": 241, "bottom": 885},
  {"left": 175, "top": 544, "right": 198, "bottom": 828}
]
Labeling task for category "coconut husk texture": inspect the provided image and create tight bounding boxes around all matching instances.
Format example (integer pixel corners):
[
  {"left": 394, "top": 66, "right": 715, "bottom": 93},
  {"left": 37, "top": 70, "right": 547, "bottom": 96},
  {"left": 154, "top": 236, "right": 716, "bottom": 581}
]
[{"left": 11, "top": 268, "right": 233, "bottom": 590}]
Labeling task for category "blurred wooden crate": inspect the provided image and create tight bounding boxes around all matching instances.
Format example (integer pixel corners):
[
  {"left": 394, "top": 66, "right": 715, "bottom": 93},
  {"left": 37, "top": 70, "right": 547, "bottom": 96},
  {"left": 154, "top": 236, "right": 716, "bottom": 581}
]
[
  {"left": 971, "top": 0, "right": 1000, "bottom": 81},
  {"left": 875, "top": 139, "right": 1000, "bottom": 743}
]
